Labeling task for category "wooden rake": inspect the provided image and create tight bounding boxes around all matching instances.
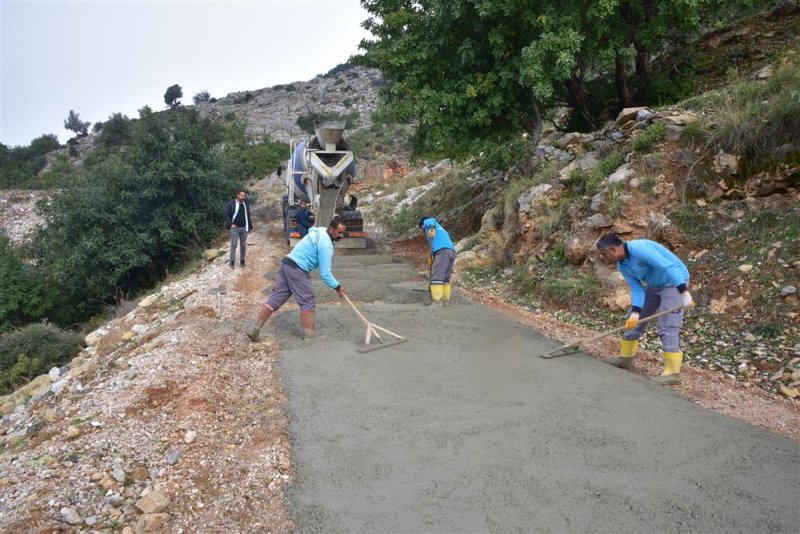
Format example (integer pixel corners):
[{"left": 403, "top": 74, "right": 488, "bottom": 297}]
[
  {"left": 539, "top": 305, "right": 685, "bottom": 358},
  {"left": 343, "top": 294, "right": 408, "bottom": 353}
]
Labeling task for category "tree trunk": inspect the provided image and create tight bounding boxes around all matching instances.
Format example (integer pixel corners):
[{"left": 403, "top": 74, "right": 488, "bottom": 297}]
[
  {"left": 634, "top": 40, "right": 650, "bottom": 100},
  {"left": 524, "top": 94, "right": 543, "bottom": 143},
  {"left": 565, "top": 76, "right": 598, "bottom": 130},
  {"left": 615, "top": 54, "right": 631, "bottom": 108}
]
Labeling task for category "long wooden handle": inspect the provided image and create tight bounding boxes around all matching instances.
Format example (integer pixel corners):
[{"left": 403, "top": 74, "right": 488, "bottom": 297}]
[
  {"left": 343, "top": 294, "right": 370, "bottom": 327},
  {"left": 551, "top": 305, "right": 685, "bottom": 353}
]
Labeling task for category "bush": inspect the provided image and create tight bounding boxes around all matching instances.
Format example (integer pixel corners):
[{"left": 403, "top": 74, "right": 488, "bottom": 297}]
[
  {"left": 0, "top": 322, "right": 83, "bottom": 395},
  {"left": 0, "top": 237, "right": 59, "bottom": 331},
  {"left": 633, "top": 123, "right": 666, "bottom": 153},
  {"left": 712, "top": 64, "right": 800, "bottom": 172}
]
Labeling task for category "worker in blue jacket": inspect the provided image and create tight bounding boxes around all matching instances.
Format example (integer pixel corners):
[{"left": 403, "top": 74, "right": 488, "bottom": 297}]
[
  {"left": 419, "top": 216, "right": 457, "bottom": 306},
  {"left": 247, "top": 217, "right": 347, "bottom": 341},
  {"left": 295, "top": 199, "right": 313, "bottom": 237},
  {"left": 596, "top": 234, "right": 693, "bottom": 385}
]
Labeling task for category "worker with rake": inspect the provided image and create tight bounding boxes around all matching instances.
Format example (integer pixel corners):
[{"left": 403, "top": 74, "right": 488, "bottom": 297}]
[
  {"left": 596, "top": 234, "right": 693, "bottom": 385},
  {"left": 419, "top": 216, "right": 456, "bottom": 307},
  {"left": 247, "top": 217, "right": 347, "bottom": 341}
]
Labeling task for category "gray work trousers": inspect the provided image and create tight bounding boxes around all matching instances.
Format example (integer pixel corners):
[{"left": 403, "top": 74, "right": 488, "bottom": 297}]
[
  {"left": 431, "top": 248, "right": 456, "bottom": 284},
  {"left": 623, "top": 286, "right": 684, "bottom": 352},
  {"left": 229, "top": 227, "right": 248, "bottom": 264}
]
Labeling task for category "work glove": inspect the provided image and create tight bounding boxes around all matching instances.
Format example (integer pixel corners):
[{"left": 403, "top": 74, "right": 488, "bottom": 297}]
[
  {"left": 336, "top": 286, "right": 346, "bottom": 298},
  {"left": 625, "top": 312, "right": 640, "bottom": 330},
  {"left": 681, "top": 291, "right": 694, "bottom": 308}
]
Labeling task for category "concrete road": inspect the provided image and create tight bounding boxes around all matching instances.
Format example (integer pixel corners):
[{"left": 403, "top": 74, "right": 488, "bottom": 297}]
[{"left": 263, "top": 253, "right": 800, "bottom": 533}]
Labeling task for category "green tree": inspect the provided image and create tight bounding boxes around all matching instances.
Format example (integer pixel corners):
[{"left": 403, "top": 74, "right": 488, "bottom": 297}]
[
  {"left": 64, "top": 109, "right": 90, "bottom": 138},
  {"left": 358, "top": 0, "right": 728, "bottom": 156},
  {"left": 193, "top": 91, "right": 211, "bottom": 104},
  {"left": 164, "top": 84, "right": 183, "bottom": 109},
  {"left": 34, "top": 108, "right": 240, "bottom": 314},
  {"left": 98, "top": 112, "right": 132, "bottom": 148}
]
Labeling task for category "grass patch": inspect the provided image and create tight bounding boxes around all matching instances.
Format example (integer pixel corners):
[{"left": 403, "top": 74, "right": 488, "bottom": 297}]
[
  {"left": 680, "top": 61, "right": 800, "bottom": 173},
  {"left": 633, "top": 123, "right": 666, "bottom": 153}
]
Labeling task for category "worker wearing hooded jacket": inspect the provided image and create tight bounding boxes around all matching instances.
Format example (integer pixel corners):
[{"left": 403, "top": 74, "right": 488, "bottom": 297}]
[
  {"left": 247, "top": 217, "right": 346, "bottom": 341},
  {"left": 596, "top": 234, "right": 693, "bottom": 385},
  {"left": 419, "top": 216, "right": 457, "bottom": 306}
]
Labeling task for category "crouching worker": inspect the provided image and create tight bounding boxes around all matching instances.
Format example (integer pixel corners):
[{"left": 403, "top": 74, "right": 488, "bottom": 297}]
[
  {"left": 418, "top": 216, "right": 457, "bottom": 306},
  {"left": 596, "top": 234, "right": 693, "bottom": 385},
  {"left": 247, "top": 217, "right": 347, "bottom": 341}
]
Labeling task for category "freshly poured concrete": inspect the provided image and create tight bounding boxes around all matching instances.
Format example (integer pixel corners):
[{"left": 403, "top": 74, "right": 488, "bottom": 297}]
[{"left": 264, "top": 253, "right": 800, "bottom": 532}]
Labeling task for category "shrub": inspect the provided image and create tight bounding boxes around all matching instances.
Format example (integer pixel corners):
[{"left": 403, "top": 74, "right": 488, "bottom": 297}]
[
  {"left": 633, "top": 123, "right": 666, "bottom": 153},
  {"left": 599, "top": 151, "right": 623, "bottom": 176},
  {"left": 0, "top": 322, "right": 83, "bottom": 394}
]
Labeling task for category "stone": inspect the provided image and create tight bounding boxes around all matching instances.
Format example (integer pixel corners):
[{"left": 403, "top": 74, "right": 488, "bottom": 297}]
[
  {"left": 657, "top": 113, "right": 697, "bottom": 126},
  {"left": 779, "top": 386, "right": 799, "bottom": 399},
  {"left": 135, "top": 491, "right": 170, "bottom": 514},
  {"left": 606, "top": 164, "right": 633, "bottom": 185},
  {"left": 136, "top": 513, "right": 170, "bottom": 533},
  {"left": 50, "top": 379, "right": 69, "bottom": 395},
  {"left": 139, "top": 295, "right": 157, "bottom": 308},
  {"left": 432, "top": 159, "right": 452, "bottom": 172},
  {"left": 616, "top": 106, "right": 649, "bottom": 125},
  {"left": 131, "top": 466, "right": 150, "bottom": 481},
  {"left": 184, "top": 430, "right": 197, "bottom": 444},
  {"left": 48, "top": 367, "right": 60, "bottom": 382},
  {"left": 583, "top": 214, "right": 613, "bottom": 229},
  {"left": 132, "top": 324, "right": 148, "bottom": 335},
  {"left": 100, "top": 476, "right": 117, "bottom": 490},
  {"left": 611, "top": 131, "right": 625, "bottom": 141},
  {"left": 60, "top": 506, "right": 82, "bottom": 525},
  {"left": 165, "top": 449, "right": 181, "bottom": 465},
  {"left": 112, "top": 468, "right": 127, "bottom": 483},
  {"left": 757, "top": 64, "right": 774, "bottom": 79},
  {"left": 122, "top": 527, "right": 135, "bottom": 534},
  {"left": 780, "top": 286, "right": 797, "bottom": 298},
  {"left": 635, "top": 109, "right": 654, "bottom": 122},
  {"left": 121, "top": 331, "right": 135, "bottom": 342},
  {"left": 203, "top": 248, "right": 226, "bottom": 262},
  {"left": 714, "top": 152, "right": 740, "bottom": 175},
  {"left": 84, "top": 328, "right": 107, "bottom": 347},
  {"left": 738, "top": 264, "right": 754, "bottom": 273}
]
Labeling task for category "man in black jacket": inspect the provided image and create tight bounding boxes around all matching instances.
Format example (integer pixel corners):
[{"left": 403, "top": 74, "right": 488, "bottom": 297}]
[{"left": 224, "top": 189, "right": 253, "bottom": 269}]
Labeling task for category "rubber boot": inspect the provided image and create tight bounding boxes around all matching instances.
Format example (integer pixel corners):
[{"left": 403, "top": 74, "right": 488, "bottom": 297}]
[
  {"left": 605, "top": 339, "right": 639, "bottom": 368},
  {"left": 300, "top": 310, "right": 317, "bottom": 339},
  {"left": 246, "top": 306, "right": 273, "bottom": 342},
  {"left": 429, "top": 285, "right": 444, "bottom": 307},
  {"left": 442, "top": 284, "right": 452, "bottom": 305},
  {"left": 652, "top": 351, "right": 682, "bottom": 385}
]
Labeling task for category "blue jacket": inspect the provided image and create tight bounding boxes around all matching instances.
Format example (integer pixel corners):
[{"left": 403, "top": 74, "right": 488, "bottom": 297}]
[
  {"left": 421, "top": 218, "right": 456, "bottom": 254},
  {"left": 296, "top": 207, "right": 312, "bottom": 237},
  {"left": 619, "top": 240, "right": 689, "bottom": 311},
  {"left": 287, "top": 227, "right": 340, "bottom": 289}
]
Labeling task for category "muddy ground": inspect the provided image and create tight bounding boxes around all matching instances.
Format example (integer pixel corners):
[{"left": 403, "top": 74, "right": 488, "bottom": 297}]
[{"left": 258, "top": 248, "right": 799, "bottom": 532}]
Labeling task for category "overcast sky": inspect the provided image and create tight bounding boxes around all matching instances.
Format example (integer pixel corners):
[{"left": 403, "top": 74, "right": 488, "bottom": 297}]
[{"left": 0, "top": 0, "right": 373, "bottom": 147}]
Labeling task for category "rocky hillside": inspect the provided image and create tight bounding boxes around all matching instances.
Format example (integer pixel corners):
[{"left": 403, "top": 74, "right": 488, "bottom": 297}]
[{"left": 194, "top": 65, "right": 384, "bottom": 142}]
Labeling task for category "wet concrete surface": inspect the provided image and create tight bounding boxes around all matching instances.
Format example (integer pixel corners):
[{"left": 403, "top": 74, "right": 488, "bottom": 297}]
[{"left": 265, "top": 252, "right": 800, "bottom": 532}]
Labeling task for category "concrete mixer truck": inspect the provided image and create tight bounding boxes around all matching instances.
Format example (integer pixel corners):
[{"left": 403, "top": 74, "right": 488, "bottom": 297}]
[{"left": 282, "top": 120, "right": 366, "bottom": 248}]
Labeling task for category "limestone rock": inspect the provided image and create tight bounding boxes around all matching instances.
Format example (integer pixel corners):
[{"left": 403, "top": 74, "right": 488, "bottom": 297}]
[
  {"left": 135, "top": 491, "right": 170, "bottom": 514},
  {"left": 714, "top": 152, "right": 740, "bottom": 175},
  {"left": 616, "top": 107, "right": 650, "bottom": 125},
  {"left": 136, "top": 513, "right": 171, "bottom": 533},
  {"left": 203, "top": 248, "right": 226, "bottom": 262},
  {"left": 60, "top": 506, "right": 82, "bottom": 525}
]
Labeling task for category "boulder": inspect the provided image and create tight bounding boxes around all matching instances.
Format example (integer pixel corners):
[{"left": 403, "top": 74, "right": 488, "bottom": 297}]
[
  {"left": 616, "top": 107, "right": 650, "bottom": 125},
  {"left": 564, "top": 228, "right": 599, "bottom": 265}
]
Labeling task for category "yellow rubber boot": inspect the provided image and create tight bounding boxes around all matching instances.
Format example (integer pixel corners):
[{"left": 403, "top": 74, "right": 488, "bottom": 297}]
[
  {"left": 442, "top": 284, "right": 452, "bottom": 304},
  {"left": 652, "top": 351, "right": 683, "bottom": 385},
  {"left": 429, "top": 285, "right": 444, "bottom": 306},
  {"left": 605, "top": 339, "right": 639, "bottom": 369}
]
